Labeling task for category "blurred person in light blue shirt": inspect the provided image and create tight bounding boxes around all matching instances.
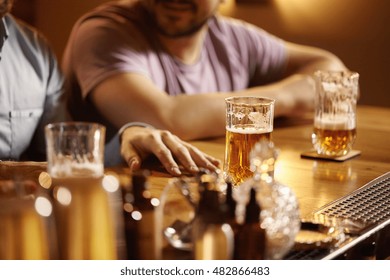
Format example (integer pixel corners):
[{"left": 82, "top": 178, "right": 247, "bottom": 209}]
[
  {"left": 0, "top": 0, "right": 66, "bottom": 161},
  {"left": 0, "top": 0, "right": 219, "bottom": 175}
]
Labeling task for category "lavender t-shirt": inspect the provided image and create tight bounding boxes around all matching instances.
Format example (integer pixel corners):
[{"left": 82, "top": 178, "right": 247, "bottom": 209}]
[{"left": 63, "top": 0, "right": 286, "bottom": 138}]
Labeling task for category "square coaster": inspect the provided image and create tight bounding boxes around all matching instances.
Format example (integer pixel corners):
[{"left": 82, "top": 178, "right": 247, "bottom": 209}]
[{"left": 301, "top": 150, "right": 361, "bottom": 162}]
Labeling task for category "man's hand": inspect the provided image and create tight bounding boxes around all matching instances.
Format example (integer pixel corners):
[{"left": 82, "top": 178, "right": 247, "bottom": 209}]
[{"left": 120, "top": 126, "right": 220, "bottom": 176}]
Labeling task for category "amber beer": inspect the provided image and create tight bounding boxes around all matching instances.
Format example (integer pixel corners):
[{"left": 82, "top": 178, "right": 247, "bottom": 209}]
[
  {"left": 44, "top": 122, "right": 120, "bottom": 259},
  {"left": 224, "top": 126, "right": 272, "bottom": 186},
  {"left": 51, "top": 169, "right": 117, "bottom": 260},
  {"left": 312, "top": 116, "right": 356, "bottom": 156},
  {"left": 312, "top": 70, "right": 359, "bottom": 157},
  {"left": 0, "top": 180, "right": 56, "bottom": 259},
  {"left": 0, "top": 198, "right": 51, "bottom": 259}
]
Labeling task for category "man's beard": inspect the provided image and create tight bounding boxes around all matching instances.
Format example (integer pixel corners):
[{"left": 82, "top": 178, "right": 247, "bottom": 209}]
[
  {"left": 146, "top": 0, "right": 210, "bottom": 38},
  {"left": 153, "top": 16, "right": 209, "bottom": 38},
  {"left": 0, "top": 0, "right": 13, "bottom": 18}
]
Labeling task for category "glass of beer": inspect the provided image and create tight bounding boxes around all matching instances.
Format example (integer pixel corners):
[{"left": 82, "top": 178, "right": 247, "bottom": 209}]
[
  {"left": 312, "top": 70, "right": 359, "bottom": 157},
  {"left": 224, "top": 97, "right": 275, "bottom": 187},
  {"left": 0, "top": 179, "right": 57, "bottom": 259},
  {"left": 45, "top": 122, "right": 122, "bottom": 259}
]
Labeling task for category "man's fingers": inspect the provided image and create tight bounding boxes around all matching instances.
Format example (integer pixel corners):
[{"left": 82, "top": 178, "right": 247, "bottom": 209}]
[
  {"left": 162, "top": 132, "right": 220, "bottom": 173},
  {"left": 121, "top": 142, "right": 142, "bottom": 172},
  {"left": 120, "top": 127, "right": 220, "bottom": 176},
  {"left": 184, "top": 144, "right": 220, "bottom": 172}
]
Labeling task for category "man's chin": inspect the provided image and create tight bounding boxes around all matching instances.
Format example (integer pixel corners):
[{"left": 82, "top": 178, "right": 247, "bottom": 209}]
[
  {"left": 156, "top": 20, "right": 208, "bottom": 38},
  {"left": 157, "top": 28, "right": 195, "bottom": 38}
]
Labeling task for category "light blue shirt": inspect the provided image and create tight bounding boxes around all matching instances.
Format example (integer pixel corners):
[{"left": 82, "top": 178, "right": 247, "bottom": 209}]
[
  {"left": 0, "top": 14, "right": 135, "bottom": 166},
  {"left": 0, "top": 14, "right": 66, "bottom": 160}
]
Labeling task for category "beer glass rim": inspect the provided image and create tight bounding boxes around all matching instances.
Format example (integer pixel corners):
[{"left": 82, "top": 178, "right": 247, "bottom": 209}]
[
  {"left": 45, "top": 121, "right": 105, "bottom": 132},
  {"left": 225, "top": 96, "right": 275, "bottom": 106},
  {"left": 314, "top": 70, "right": 359, "bottom": 79}
]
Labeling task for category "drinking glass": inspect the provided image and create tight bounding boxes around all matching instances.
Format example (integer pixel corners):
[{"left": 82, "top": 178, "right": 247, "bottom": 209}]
[
  {"left": 312, "top": 70, "right": 359, "bottom": 157},
  {"left": 0, "top": 179, "right": 57, "bottom": 259},
  {"left": 45, "top": 122, "right": 122, "bottom": 259},
  {"left": 155, "top": 170, "right": 224, "bottom": 259},
  {"left": 224, "top": 97, "right": 275, "bottom": 186}
]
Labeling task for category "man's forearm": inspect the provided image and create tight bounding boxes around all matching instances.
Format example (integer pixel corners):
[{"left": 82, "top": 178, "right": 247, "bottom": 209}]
[{"left": 165, "top": 73, "right": 315, "bottom": 140}]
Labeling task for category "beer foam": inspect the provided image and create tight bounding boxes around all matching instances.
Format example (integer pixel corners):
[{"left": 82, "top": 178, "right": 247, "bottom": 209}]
[
  {"left": 314, "top": 115, "right": 355, "bottom": 130},
  {"left": 49, "top": 160, "right": 103, "bottom": 178},
  {"left": 227, "top": 126, "right": 272, "bottom": 134}
]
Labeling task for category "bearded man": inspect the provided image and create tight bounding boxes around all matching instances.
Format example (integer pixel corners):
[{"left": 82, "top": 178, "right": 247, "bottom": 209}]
[{"left": 63, "top": 0, "right": 347, "bottom": 143}]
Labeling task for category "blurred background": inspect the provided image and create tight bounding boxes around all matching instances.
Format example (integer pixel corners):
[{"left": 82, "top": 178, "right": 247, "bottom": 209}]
[{"left": 12, "top": 0, "right": 390, "bottom": 107}]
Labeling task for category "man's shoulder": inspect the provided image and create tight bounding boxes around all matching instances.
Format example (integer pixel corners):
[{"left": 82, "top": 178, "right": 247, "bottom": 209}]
[
  {"left": 5, "top": 14, "right": 41, "bottom": 38},
  {"left": 77, "top": 0, "right": 144, "bottom": 29},
  {"left": 4, "top": 14, "right": 51, "bottom": 53},
  {"left": 208, "top": 15, "right": 283, "bottom": 50},
  {"left": 69, "top": 1, "right": 150, "bottom": 51},
  {"left": 209, "top": 15, "right": 265, "bottom": 37}
]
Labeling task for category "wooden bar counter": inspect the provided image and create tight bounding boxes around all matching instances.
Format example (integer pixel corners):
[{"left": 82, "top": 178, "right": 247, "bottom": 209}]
[
  {"left": 188, "top": 105, "right": 390, "bottom": 219},
  {"left": 1, "top": 105, "right": 389, "bottom": 259}
]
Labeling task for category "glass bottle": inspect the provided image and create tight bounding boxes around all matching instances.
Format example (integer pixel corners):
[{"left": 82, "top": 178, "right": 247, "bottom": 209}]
[
  {"left": 192, "top": 185, "right": 234, "bottom": 260},
  {"left": 156, "top": 169, "right": 225, "bottom": 259},
  {"left": 225, "top": 180, "right": 237, "bottom": 224},
  {"left": 235, "top": 187, "right": 266, "bottom": 259},
  {"left": 122, "top": 170, "right": 158, "bottom": 259},
  {"left": 237, "top": 140, "right": 301, "bottom": 259},
  {"left": 223, "top": 180, "right": 241, "bottom": 259}
]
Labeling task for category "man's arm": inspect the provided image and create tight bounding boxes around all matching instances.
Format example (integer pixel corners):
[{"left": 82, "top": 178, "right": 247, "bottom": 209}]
[
  {"left": 90, "top": 41, "right": 347, "bottom": 141},
  {"left": 283, "top": 41, "right": 347, "bottom": 76}
]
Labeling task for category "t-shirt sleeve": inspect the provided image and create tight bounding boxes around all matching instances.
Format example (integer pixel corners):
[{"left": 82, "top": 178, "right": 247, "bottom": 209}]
[
  {"left": 68, "top": 17, "right": 150, "bottom": 99},
  {"left": 248, "top": 24, "right": 287, "bottom": 85},
  {"left": 219, "top": 17, "right": 287, "bottom": 86}
]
